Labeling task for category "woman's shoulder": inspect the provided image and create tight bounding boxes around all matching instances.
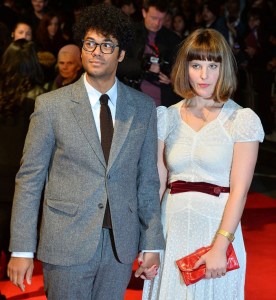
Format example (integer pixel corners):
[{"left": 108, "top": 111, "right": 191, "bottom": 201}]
[
  {"left": 227, "top": 99, "right": 261, "bottom": 121},
  {"left": 226, "top": 100, "right": 264, "bottom": 142},
  {"left": 157, "top": 100, "right": 183, "bottom": 116}
]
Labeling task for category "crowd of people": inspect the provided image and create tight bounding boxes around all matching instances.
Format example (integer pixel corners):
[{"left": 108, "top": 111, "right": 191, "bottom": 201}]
[{"left": 0, "top": 0, "right": 273, "bottom": 300}]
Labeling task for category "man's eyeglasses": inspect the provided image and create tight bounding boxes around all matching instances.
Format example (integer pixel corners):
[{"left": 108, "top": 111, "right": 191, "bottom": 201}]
[{"left": 82, "top": 40, "right": 119, "bottom": 54}]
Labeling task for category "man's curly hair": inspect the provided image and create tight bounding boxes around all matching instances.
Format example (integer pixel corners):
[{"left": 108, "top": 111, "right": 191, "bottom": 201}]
[{"left": 73, "top": 4, "right": 134, "bottom": 52}]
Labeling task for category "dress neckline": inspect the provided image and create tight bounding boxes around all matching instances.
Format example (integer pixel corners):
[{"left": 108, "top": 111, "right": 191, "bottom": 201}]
[{"left": 178, "top": 99, "right": 227, "bottom": 133}]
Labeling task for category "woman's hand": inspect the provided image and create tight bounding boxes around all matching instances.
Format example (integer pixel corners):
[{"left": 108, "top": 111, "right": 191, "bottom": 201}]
[
  {"left": 193, "top": 247, "right": 227, "bottom": 279},
  {"left": 136, "top": 252, "right": 159, "bottom": 280}
]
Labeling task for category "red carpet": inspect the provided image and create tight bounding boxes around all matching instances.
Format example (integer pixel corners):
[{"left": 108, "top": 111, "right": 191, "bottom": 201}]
[{"left": 0, "top": 192, "right": 275, "bottom": 299}]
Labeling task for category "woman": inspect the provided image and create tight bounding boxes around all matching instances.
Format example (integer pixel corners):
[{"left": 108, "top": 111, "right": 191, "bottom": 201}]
[
  {"left": 142, "top": 28, "right": 264, "bottom": 299},
  {"left": 35, "top": 11, "right": 67, "bottom": 58},
  {"left": 11, "top": 21, "right": 32, "bottom": 41},
  {"left": 172, "top": 13, "right": 190, "bottom": 40},
  {"left": 0, "top": 39, "right": 44, "bottom": 276}
]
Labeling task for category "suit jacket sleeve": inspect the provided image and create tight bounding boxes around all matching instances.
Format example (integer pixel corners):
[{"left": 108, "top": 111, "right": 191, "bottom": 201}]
[
  {"left": 9, "top": 96, "right": 55, "bottom": 252},
  {"left": 136, "top": 102, "right": 165, "bottom": 251}
]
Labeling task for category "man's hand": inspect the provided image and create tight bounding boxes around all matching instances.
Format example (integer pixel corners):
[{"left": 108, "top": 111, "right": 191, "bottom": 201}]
[
  {"left": 149, "top": 63, "right": 160, "bottom": 74},
  {"left": 159, "top": 72, "right": 171, "bottom": 85},
  {"left": 7, "top": 257, "right": 34, "bottom": 292},
  {"left": 135, "top": 252, "right": 160, "bottom": 280}
]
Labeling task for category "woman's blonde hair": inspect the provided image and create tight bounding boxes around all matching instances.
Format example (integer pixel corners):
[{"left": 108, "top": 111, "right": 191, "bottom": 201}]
[{"left": 171, "top": 28, "right": 237, "bottom": 102}]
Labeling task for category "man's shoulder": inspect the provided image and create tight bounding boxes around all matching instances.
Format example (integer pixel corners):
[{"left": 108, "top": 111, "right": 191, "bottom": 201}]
[
  {"left": 38, "top": 78, "right": 83, "bottom": 102},
  {"left": 118, "top": 80, "right": 154, "bottom": 105}
]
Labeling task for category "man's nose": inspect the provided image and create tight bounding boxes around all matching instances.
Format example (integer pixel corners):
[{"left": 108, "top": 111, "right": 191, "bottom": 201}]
[{"left": 92, "top": 44, "right": 102, "bottom": 55}]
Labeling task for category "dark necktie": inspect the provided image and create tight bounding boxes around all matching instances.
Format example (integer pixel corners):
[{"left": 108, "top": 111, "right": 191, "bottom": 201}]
[
  {"left": 100, "top": 94, "right": 113, "bottom": 163},
  {"left": 99, "top": 94, "right": 113, "bottom": 228}
]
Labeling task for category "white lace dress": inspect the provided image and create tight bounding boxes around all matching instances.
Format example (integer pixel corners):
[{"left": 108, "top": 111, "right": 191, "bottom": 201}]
[{"left": 142, "top": 99, "right": 264, "bottom": 300}]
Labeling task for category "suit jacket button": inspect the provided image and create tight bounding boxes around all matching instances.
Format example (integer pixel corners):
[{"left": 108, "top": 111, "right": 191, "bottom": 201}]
[
  {"left": 98, "top": 203, "right": 104, "bottom": 209},
  {"left": 107, "top": 174, "right": 110, "bottom": 179}
]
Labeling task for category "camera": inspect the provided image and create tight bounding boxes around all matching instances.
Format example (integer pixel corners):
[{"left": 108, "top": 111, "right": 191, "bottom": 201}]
[{"left": 141, "top": 54, "right": 171, "bottom": 85}]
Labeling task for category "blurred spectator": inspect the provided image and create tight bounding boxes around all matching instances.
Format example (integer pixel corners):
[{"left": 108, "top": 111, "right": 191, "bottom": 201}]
[
  {"left": 0, "top": 22, "right": 9, "bottom": 58},
  {"left": 37, "top": 50, "right": 57, "bottom": 85},
  {"left": 163, "top": 10, "right": 173, "bottom": 30},
  {"left": 244, "top": 7, "right": 273, "bottom": 132},
  {"left": 224, "top": 0, "right": 246, "bottom": 48},
  {"left": 117, "top": 0, "right": 181, "bottom": 107},
  {"left": 11, "top": 21, "right": 32, "bottom": 41},
  {"left": 172, "top": 12, "right": 190, "bottom": 40},
  {"left": 265, "top": 59, "right": 276, "bottom": 141},
  {"left": 45, "top": 44, "right": 82, "bottom": 91},
  {"left": 0, "top": 39, "right": 45, "bottom": 279},
  {"left": 22, "top": 0, "right": 48, "bottom": 33},
  {"left": 118, "top": 0, "right": 142, "bottom": 22},
  {"left": 35, "top": 11, "right": 67, "bottom": 58},
  {"left": 244, "top": 8, "right": 266, "bottom": 61},
  {"left": 201, "top": 0, "right": 228, "bottom": 40},
  {"left": 0, "top": 0, "right": 18, "bottom": 32}
]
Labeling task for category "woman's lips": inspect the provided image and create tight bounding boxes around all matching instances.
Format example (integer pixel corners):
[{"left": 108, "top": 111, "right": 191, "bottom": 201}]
[{"left": 198, "top": 84, "right": 210, "bottom": 88}]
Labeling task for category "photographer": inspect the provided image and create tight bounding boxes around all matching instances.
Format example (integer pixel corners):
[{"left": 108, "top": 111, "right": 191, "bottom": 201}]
[{"left": 117, "top": 0, "right": 181, "bottom": 107}]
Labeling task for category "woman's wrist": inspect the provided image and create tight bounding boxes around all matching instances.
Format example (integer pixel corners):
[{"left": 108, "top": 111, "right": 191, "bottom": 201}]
[{"left": 216, "top": 229, "right": 235, "bottom": 242}]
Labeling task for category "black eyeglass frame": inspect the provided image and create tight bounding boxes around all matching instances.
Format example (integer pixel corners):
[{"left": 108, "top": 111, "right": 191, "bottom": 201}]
[{"left": 82, "top": 39, "right": 119, "bottom": 54}]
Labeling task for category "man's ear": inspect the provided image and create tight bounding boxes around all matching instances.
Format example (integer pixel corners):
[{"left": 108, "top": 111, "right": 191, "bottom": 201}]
[
  {"left": 142, "top": 8, "right": 146, "bottom": 19},
  {"left": 118, "top": 50, "right": 126, "bottom": 62}
]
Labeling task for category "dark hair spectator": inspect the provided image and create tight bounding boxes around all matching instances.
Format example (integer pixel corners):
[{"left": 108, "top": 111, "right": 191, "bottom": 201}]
[
  {"left": 200, "top": 0, "right": 228, "bottom": 40},
  {"left": 0, "top": 39, "right": 45, "bottom": 278},
  {"left": 22, "top": 0, "right": 48, "bottom": 33},
  {"left": 142, "top": 0, "right": 169, "bottom": 13},
  {"left": 224, "top": 0, "right": 246, "bottom": 47},
  {"left": 117, "top": 0, "right": 143, "bottom": 22},
  {"left": 11, "top": 21, "right": 32, "bottom": 41},
  {"left": 0, "top": 39, "right": 44, "bottom": 117},
  {"left": 172, "top": 12, "right": 190, "bottom": 40},
  {"left": 0, "top": 22, "right": 10, "bottom": 58},
  {"left": 35, "top": 11, "right": 67, "bottom": 57},
  {"left": 163, "top": 9, "right": 173, "bottom": 30},
  {"left": 0, "top": 0, "right": 18, "bottom": 32}
]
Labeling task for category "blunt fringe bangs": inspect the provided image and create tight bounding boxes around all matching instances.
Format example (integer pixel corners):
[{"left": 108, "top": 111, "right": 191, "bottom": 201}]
[
  {"left": 172, "top": 29, "right": 237, "bottom": 102},
  {"left": 186, "top": 31, "right": 222, "bottom": 63}
]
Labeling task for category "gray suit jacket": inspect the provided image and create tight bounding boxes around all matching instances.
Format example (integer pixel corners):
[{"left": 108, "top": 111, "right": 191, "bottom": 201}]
[{"left": 9, "top": 77, "right": 165, "bottom": 266}]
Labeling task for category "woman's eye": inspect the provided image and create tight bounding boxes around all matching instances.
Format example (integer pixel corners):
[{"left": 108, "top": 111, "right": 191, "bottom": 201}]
[
  {"left": 210, "top": 64, "right": 218, "bottom": 69},
  {"left": 192, "top": 64, "right": 200, "bottom": 69}
]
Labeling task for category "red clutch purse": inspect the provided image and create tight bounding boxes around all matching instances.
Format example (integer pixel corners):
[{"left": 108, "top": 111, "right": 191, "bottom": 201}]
[{"left": 176, "top": 243, "right": 240, "bottom": 286}]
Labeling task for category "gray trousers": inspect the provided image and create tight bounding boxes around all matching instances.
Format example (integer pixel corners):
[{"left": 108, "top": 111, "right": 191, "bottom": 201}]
[{"left": 43, "top": 229, "right": 133, "bottom": 300}]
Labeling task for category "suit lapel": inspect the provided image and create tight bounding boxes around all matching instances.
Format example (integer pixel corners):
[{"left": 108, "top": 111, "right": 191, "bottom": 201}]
[
  {"left": 70, "top": 77, "right": 106, "bottom": 167},
  {"left": 107, "top": 82, "right": 135, "bottom": 171}
]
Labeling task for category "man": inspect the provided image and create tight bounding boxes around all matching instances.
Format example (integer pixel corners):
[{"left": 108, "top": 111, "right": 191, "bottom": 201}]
[
  {"left": 8, "top": 4, "right": 165, "bottom": 300},
  {"left": 117, "top": 0, "right": 181, "bottom": 107},
  {"left": 22, "top": 0, "right": 48, "bottom": 33}
]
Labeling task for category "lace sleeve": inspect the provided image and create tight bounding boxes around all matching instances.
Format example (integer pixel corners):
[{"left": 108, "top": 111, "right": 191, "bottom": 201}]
[
  {"left": 157, "top": 106, "right": 168, "bottom": 141},
  {"left": 233, "top": 108, "right": 264, "bottom": 142}
]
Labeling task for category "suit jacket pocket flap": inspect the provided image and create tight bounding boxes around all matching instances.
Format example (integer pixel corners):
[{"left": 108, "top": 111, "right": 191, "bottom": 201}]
[{"left": 46, "top": 199, "right": 79, "bottom": 216}]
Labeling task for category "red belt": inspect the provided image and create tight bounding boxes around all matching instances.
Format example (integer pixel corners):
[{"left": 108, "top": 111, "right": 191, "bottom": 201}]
[{"left": 168, "top": 181, "right": 230, "bottom": 197}]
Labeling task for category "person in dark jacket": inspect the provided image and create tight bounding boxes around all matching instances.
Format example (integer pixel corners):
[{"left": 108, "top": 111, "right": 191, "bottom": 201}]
[{"left": 117, "top": 0, "right": 181, "bottom": 107}]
